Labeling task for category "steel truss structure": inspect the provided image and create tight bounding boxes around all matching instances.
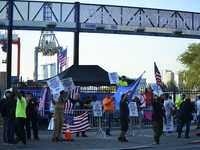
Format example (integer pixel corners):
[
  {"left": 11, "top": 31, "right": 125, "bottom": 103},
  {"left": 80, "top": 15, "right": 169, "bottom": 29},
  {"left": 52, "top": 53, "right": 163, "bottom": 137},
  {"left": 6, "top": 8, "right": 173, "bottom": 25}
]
[{"left": 0, "top": 0, "right": 200, "bottom": 86}]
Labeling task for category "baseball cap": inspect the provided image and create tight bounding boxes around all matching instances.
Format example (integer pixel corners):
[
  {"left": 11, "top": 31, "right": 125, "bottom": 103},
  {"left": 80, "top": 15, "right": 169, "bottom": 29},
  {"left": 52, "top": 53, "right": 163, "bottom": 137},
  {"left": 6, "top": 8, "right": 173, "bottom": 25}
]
[{"left": 181, "top": 93, "right": 186, "bottom": 96}]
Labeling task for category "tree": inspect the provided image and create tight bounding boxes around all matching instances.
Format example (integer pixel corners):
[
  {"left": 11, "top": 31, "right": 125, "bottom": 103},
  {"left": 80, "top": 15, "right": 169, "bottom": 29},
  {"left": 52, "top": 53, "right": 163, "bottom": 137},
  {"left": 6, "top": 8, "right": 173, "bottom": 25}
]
[{"left": 177, "top": 43, "right": 200, "bottom": 89}]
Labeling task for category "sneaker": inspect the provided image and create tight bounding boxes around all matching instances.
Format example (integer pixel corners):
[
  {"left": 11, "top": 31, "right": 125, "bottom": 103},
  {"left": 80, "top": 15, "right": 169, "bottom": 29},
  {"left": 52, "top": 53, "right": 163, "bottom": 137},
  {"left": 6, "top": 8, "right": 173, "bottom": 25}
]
[
  {"left": 18, "top": 142, "right": 27, "bottom": 148},
  {"left": 117, "top": 137, "right": 123, "bottom": 142},
  {"left": 122, "top": 137, "right": 128, "bottom": 142},
  {"left": 185, "top": 136, "right": 190, "bottom": 138},
  {"left": 3, "top": 140, "right": 8, "bottom": 145},
  {"left": 178, "top": 135, "right": 181, "bottom": 138},
  {"left": 153, "top": 142, "right": 157, "bottom": 145},
  {"left": 81, "top": 134, "right": 87, "bottom": 137}
]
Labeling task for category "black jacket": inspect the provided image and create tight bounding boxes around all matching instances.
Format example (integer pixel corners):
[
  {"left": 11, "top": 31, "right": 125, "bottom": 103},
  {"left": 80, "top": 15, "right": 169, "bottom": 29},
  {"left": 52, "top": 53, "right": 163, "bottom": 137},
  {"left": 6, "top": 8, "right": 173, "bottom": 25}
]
[
  {"left": 0, "top": 98, "right": 9, "bottom": 117},
  {"left": 180, "top": 99, "right": 195, "bottom": 121},
  {"left": 2, "top": 99, "right": 17, "bottom": 119}
]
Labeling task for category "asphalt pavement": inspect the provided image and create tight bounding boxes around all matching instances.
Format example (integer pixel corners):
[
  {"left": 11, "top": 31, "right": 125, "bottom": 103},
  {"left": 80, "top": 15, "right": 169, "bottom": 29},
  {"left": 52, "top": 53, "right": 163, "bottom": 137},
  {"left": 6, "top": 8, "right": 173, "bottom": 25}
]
[{"left": 1, "top": 124, "right": 200, "bottom": 150}]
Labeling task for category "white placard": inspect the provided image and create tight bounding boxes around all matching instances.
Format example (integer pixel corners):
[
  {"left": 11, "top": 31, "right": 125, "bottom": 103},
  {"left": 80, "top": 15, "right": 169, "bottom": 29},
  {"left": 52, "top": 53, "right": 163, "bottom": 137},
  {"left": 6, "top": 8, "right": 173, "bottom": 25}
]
[
  {"left": 47, "top": 76, "right": 64, "bottom": 95},
  {"left": 92, "top": 104, "right": 102, "bottom": 116},
  {"left": 128, "top": 102, "right": 138, "bottom": 116},
  {"left": 151, "top": 84, "right": 163, "bottom": 95},
  {"left": 163, "top": 118, "right": 174, "bottom": 131},
  {"left": 108, "top": 72, "right": 119, "bottom": 84},
  {"left": 61, "top": 77, "right": 75, "bottom": 91}
]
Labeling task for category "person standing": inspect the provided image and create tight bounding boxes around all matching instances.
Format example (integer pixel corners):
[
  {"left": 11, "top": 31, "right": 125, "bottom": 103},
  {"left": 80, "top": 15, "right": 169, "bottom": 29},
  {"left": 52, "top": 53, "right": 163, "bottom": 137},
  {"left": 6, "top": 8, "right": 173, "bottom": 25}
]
[
  {"left": 102, "top": 92, "right": 115, "bottom": 136},
  {"left": 51, "top": 90, "right": 70, "bottom": 142},
  {"left": 178, "top": 98, "right": 195, "bottom": 138},
  {"left": 0, "top": 90, "right": 11, "bottom": 145},
  {"left": 175, "top": 94, "right": 186, "bottom": 132},
  {"left": 14, "top": 87, "right": 27, "bottom": 148},
  {"left": 151, "top": 93, "right": 166, "bottom": 145},
  {"left": 90, "top": 95, "right": 102, "bottom": 127},
  {"left": 163, "top": 93, "right": 174, "bottom": 136},
  {"left": 116, "top": 75, "right": 128, "bottom": 88},
  {"left": 26, "top": 93, "right": 40, "bottom": 140},
  {"left": 117, "top": 90, "right": 131, "bottom": 142},
  {"left": 196, "top": 95, "right": 200, "bottom": 129},
  {"left": 2, "top": 93, "right": 17, "bottom": 145}
]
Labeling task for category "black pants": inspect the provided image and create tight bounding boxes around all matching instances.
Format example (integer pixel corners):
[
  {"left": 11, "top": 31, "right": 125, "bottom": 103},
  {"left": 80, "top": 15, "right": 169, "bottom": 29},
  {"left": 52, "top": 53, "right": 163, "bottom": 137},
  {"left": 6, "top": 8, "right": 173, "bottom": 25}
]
[
  {"left": 26, "top": 113, "right": 38, "bottom": 139},
  {"left": 14, "top": 118, "right": 26, "bottom": 145}
]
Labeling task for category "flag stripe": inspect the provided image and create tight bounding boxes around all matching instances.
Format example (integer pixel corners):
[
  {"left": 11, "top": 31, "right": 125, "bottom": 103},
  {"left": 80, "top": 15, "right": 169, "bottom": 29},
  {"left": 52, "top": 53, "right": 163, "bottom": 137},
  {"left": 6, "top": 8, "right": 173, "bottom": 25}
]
[
  {"left": 154, "top": 62, "right": 162, "bottom": 87},
  {"left": 62, "top": 112, "right": 90, "bottom": 134},
  {"left": 58, "top": 49, "right": 67, "bottom": 70}
]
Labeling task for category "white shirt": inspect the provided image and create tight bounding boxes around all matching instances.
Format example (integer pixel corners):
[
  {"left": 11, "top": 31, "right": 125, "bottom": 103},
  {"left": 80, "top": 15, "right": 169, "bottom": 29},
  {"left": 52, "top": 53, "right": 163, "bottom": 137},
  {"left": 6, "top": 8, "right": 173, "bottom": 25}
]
[
  {"left": 164, "top": 99, "right": 174, "bottom": 117},
  {"left": 197, "top": 100, "right": 200, "bottom": 115}
]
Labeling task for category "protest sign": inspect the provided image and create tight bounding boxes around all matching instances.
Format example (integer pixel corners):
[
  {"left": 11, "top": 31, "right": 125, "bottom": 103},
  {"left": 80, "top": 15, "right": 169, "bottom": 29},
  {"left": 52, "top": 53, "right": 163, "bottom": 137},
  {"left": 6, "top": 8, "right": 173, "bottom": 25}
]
[
  {"left": 151, "top": 84, "right": 163, "bottom": 95},
  {"left": 108, "top": 72, "right": 119, "bottom": 84},
  {"left": 163, "top": 118, "right": 174, "bottom": 131},
  {"left": 47, "top": 76, "right": 64, "bottom": 95},
  {"left": 128, "top": 102, "right": 138, "bottom": 116},
  {"left": 61, "top": 77, "right": 75, "bottom": 91}
]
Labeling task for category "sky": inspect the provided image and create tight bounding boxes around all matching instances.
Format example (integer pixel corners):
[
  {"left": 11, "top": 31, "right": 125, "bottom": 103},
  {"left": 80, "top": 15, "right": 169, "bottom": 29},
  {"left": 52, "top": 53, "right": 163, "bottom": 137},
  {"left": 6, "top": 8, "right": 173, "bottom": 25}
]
[{"left": 0, "top": 0, "right": 200, "bottom": 83}]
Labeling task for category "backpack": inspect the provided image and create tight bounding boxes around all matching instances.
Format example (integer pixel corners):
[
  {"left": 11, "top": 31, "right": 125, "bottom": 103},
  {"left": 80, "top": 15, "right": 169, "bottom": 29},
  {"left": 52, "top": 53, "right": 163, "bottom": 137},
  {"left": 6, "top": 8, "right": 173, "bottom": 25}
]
[{"left": 9, "top": 104, "right": 16, "bottom": 119}]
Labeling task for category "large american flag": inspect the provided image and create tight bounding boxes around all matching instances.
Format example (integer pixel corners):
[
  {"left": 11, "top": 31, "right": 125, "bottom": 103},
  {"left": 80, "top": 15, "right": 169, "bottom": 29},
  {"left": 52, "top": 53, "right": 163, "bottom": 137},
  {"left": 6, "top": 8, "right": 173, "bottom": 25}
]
[
  {"left": 63, "top": 111, "right": 90, "bottom": 134},
  {"left": 58, "top": 49, "right": 67, "bottom": 70},
  {"left": 154, "top": 62, "right": 162, "bottom": 87}
]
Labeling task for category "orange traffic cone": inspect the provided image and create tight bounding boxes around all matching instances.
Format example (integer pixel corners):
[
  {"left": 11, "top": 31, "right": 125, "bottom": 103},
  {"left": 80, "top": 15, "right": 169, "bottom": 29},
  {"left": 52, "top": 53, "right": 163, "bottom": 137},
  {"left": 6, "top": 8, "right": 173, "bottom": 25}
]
[{"left": 63, "top": 121, "right": 74, "bottom": 141}]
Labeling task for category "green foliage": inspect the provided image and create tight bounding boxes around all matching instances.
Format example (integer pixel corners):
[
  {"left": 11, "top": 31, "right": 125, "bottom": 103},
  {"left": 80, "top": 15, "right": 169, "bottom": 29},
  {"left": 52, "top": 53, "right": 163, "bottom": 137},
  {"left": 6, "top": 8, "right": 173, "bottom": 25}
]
[{"left": 177, "top": 43, "right": 200, "bottom": 88}]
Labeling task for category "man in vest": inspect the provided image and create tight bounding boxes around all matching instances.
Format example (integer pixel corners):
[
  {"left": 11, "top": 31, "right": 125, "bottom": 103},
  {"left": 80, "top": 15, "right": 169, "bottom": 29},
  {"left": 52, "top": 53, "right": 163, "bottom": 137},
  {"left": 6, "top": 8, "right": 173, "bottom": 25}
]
[
  {"left": 175, "top": 94, "right": 186, "bottom": 132},
  {"left": 14, "top": 87, "right": 27, "bottom": 148}
]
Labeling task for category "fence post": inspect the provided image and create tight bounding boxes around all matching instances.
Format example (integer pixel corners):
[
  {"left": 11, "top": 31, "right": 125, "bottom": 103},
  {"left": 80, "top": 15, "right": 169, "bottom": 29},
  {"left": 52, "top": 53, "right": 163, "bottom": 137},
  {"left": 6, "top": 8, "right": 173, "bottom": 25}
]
[{"left": 173, "top": 88, "right": 176, "bottom": 103}]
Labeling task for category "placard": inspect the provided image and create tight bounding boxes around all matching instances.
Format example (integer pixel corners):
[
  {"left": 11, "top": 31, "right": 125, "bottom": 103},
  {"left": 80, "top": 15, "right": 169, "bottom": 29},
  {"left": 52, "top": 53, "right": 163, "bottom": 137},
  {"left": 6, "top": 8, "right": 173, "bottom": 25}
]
[
  {"left": 61, "top": 77, "right": 75, "bottom": 91},
  {"left": 163, "top": 118, "right": 174, "bottom": 131},
  {"left": 108, "top": 72, "right": 119, "bottom": 84},
  {"left": 128, "top": 102, "right": 138, "bottom": 116},
  {"left": 151, "top": 84, "right": 163, "bottom": 95},
  {"left": 47, "top": 76, "right": 64, "bottom": 95}
]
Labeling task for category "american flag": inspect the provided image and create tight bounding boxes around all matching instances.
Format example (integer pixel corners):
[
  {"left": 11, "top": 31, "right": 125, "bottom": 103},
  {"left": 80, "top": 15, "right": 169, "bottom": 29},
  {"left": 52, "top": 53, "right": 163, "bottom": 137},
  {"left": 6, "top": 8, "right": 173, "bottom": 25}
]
[
  {"left": 154, "top": 62, "right": 162, "bottom": 87},
  {"left": 58, "top": 49, "right": 67, "bottom": 70},
  {"left": 63, "top": 111, "right": 90, "bottom": 134}
]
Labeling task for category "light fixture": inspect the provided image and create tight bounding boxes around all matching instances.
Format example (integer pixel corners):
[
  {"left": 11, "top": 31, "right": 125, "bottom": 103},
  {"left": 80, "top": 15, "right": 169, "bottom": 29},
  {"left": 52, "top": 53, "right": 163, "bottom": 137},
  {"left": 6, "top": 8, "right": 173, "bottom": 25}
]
[
  {"left": 46, "top": 22, "right": 57, "bottom": 28},
  {"left": 94, "top": 24, "right": 105, "bottom": 30},
  {"left": 173, "top": 29, "right": 183, "bottom": 35},
  {"left": 0, "top": 22, "right": 6, "bottom": 27},
  {"left": 134, "top": 27, "right": 145, "bottom": 33}
]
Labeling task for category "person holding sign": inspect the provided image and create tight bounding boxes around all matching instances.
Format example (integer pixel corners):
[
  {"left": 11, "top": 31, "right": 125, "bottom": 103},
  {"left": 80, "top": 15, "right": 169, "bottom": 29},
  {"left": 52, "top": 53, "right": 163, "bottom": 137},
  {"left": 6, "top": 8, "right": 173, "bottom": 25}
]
[
  {"left": 102, "top": 92, "right": 115, "bottom": 136},
  {"left": 151, "top": 92, "right": 166, "bottom": 145},
  {"left": 117, "top": 90, "right": 131, "bottom": 142},
  {"left": 51, "top": 90, "right": 70, "bottom": 142}
]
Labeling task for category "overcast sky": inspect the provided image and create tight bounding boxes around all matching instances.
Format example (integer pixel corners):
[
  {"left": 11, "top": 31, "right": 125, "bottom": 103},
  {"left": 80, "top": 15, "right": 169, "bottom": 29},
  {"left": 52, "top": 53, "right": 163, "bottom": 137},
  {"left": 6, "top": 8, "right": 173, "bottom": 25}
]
[{"left": 0, "top": 0, "right": 200, "bottom": 83}]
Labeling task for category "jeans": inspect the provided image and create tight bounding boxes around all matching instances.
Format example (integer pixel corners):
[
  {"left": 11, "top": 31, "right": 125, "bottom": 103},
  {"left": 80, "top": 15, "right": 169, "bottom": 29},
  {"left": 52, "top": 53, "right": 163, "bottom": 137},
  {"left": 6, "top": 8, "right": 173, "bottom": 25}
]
[
  {"left": 14, "top": 118, "right": 26, "bottom": 145},
  {"left": 176, "top": 110, "right": 181, "bottom": 130},
  {"left": 103, "top": 111, "right": 113, "bottom": 134},
  {"left": 7, "top": 118, "right": 15, "bottom": 143},
  {"left": 178, "top": 120, "right": 191, "bottom": 137}
]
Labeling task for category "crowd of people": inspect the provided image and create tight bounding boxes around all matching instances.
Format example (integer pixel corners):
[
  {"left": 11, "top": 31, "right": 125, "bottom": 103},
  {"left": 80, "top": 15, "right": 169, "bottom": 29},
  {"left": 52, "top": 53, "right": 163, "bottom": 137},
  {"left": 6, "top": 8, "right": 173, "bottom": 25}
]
[
  {"left": 0, "top": 76, "right": 200, "bottom": 148},
  {"left": 0, "top": 86, "right": 39, "bottom": 148}
]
